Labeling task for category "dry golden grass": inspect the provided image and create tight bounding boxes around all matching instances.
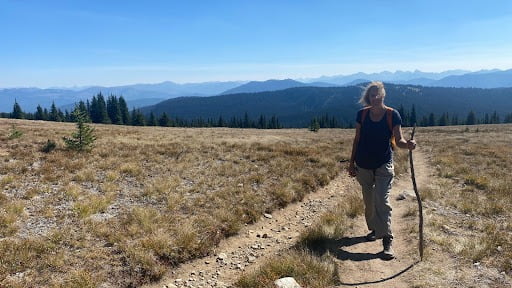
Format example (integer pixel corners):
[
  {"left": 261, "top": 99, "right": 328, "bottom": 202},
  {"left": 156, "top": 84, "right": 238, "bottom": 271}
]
[
  {"left": 239, "top": 124, "right": 512, "bottom": 287},
  {"left": 413, "top": 124, "right": 512, "bottom": 282},
  {"left": 0, "top": 118, "right": 351, "bottom": 287}
]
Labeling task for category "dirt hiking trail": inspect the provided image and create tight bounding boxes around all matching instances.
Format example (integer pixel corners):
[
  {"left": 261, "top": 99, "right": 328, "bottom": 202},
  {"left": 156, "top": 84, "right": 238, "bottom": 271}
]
[
  {"left": 146, "top": 151, "right": 431, "bottom": 288},
  {"left": 331, "top": 151, "right": 430, "bottom": 288}
]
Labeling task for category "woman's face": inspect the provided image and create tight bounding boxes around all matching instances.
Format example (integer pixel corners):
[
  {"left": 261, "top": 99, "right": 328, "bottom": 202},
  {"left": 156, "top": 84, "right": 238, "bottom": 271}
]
[{"left": 369, "top": 87, "right": 384, "bottom": 106}]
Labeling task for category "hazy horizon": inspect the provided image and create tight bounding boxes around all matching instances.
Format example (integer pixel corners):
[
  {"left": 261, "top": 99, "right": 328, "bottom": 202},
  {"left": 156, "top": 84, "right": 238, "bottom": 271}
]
[
  {"left": 0, "top": 68, "right": 492, "bottom": 90},
  {"left": 2, "top": 1, "right": 511, "bottom": 88}
]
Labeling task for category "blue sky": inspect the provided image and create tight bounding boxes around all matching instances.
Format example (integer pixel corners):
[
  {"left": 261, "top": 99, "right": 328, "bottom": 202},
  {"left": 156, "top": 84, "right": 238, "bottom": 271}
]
[{"left": 1, "top": 0, "right": 512, "bottom": 88}]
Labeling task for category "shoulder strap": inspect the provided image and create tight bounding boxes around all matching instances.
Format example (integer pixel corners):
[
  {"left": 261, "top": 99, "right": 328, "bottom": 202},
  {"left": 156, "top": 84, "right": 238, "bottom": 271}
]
[
  {"left": 360, "top": 107, "right": 371, "bottom": 126},
  {"left": 385, "top": 107, "right": 393, "bottom": 132},
  {"left": 386, "top": 107, "right": 396, "bottom": 149}
]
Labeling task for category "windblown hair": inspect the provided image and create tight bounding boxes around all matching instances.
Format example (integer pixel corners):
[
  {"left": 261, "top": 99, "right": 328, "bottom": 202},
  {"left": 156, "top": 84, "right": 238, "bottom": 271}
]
[{"left": 359, "top": 81, "right": 386, "bottom": 106}]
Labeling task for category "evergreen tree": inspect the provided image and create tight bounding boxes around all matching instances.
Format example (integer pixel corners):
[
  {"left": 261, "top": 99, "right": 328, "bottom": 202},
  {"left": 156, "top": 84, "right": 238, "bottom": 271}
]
[
  {"left": 35, "top": 105, "right": 45, "bottom": 120},
  {"left": 158, "top": 112, "right": 170, "bottom": 127},
  {"left": 504, "top": 113, "right": 512, "bottom": 123},
  {"left": 58, "top": 110, "right": 65, "bottom": 122},
  {"left": 269, "top": 115, "right": 280, "bottom": 129},
  {"left": 451, "top": 114, "right": 459, "bottom": 126},
  {"left": 77, "top": 100, "right": 88, "bottom": 115},
  {"left": 243, "top": 112, "right": 250, "bottom": 128},
  {"left": 428, "top": 113, "right": 436, "bottom": 126},
  {"left": 90, "top": 95, "right": 99, "bottom": 122},
  {"left": 64, "top": 110, "right": 72, "bottom": 122},
  {"left": 86, "top": 99, "right": 91, "bottom": 116},
  {"left": 107, "top": 95, "right": 122, "bottom": 124},
  {"left": 490, "top": 111, "right": 500, "bottom": 124},
  {"left": 466, "top": 110, "right": 476, "bottom": 125},
  {"left": 11, "top": 100, "right": 24, "bottom": 119},
  {"left": 309, "top": 118, "right": 320, "bottom": 132},
  {"left": 90, "top": 93, "right": 110, "bottom": 124},
  {"left": 217, "top": 115, "right": 225, "bottom": 127},
  {"left": 438, "top": 113, "right": 448, "bottom": 126},
  {"left": 329, "top": 115, "right": 339, "bottom": 128},
  {"left": 257, "top": 114, "right": 266, "bottom": 129},
  {"left": 410, "top": 105, "right": 417, "bottom": 126},
  {"left": 148, "top": 112, "right": 157, "bottom": 126},
  {"left": 72, "top": 104, "right": 91, "bottom": 122},
  {"left": 118, "top": 96, "right": 130, "bottom": 125},
  {"left": 398, "top": 104, "right": 408, "bottom": 126},
  {"left": 63, "top": 110, "right": 96, "bottom": 152},
  {"left": 419, "top": 116, "right": 429, "bottom": 127},
  {"left": 43, "top": 108, "right": 49, "bottom": 120},
  {"left": 130, "top": 109, "right": 145, "bottom": 126},
  {"left": 48, "top": 102, "right": 61, "bottom": 121}
]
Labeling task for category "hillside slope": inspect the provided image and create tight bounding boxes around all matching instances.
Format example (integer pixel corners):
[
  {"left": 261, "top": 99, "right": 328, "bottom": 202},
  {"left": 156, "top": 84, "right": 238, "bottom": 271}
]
[{"left": 143, "top": 84, "right": 512, "bottom": 127}]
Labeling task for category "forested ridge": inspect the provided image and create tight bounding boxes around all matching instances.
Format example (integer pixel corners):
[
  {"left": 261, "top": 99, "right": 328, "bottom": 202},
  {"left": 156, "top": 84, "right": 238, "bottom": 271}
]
[{"left": 3, "top": 84, "right": 512, "bottom": 128}]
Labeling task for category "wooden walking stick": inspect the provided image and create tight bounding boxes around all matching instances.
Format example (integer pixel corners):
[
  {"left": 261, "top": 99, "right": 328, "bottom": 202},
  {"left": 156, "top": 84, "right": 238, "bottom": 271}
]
[{"left": 409, "top": 124, "right": 424, "bottom": 260}]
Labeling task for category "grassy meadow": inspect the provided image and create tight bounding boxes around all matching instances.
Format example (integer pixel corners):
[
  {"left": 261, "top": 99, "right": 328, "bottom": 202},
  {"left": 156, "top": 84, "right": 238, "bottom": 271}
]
[
  {"left": 409, "top": 124, "right": 512, "bottom": 286},
  {"left": 2, "top": 118, "right": 511, "bottom": 287},
  {"left": 237, "top": 124, "right": 512, "bottom": 287},
  {"left": 0, "top": 118, "right": 351, "bottom": 287}
]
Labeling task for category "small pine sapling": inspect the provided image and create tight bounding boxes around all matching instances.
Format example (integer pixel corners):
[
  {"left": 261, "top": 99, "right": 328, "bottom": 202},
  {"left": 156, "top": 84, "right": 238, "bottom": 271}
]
[
  {"left": 8, "top": 124, "right": 23, "bottom": 139},
  {"left": 63, "top": 110, "right": 97, "bottom": 151},
  {"left": 309, "top": 118, "right": 320, "bottom": 132}
]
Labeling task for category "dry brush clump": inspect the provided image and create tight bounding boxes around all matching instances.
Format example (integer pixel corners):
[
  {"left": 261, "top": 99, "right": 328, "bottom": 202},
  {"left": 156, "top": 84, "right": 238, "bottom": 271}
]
[
  {"left": 417, "top": 124, "right": 512, "bottom": 277},
  {"left": 0, "top": 119, "right": 352, "bottom": 287},
  {"left": 235, "top": 249, "right": 340, "bottom": 288}
]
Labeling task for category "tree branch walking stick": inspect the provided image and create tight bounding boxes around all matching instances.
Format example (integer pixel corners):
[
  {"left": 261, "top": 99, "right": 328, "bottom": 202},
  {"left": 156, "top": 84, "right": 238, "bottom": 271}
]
[{"left": 409, "top": 124, "right": 424, "bottom": 260}]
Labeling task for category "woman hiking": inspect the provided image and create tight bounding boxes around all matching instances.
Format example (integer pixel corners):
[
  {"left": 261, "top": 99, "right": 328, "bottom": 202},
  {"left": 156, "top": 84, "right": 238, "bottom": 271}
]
[{"left": 348, "top": 81, "right": 417, "bottom": 260}]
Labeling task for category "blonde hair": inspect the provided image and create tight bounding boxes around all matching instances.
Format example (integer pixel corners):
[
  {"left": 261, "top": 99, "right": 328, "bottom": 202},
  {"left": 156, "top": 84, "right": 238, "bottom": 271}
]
[{"left": 359, "top": 81, "right": 386, "bottom": 106}]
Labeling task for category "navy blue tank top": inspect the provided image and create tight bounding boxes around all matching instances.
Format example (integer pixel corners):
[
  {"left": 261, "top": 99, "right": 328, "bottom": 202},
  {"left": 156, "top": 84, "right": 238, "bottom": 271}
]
[{"left": 355, "top": 108, "right": 402, "bottom": 169}]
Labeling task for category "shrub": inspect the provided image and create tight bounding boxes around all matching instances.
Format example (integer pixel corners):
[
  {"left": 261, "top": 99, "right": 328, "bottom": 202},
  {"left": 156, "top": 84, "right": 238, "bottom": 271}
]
[
  {"left": 63, "top": 110, "right": 96, "bottom": 152},
  {"left": 8, "top": 124, "right": 23, "bottom": 139},
  {"left": 41, "top": 139, "right": 57, "bottom": 153}
]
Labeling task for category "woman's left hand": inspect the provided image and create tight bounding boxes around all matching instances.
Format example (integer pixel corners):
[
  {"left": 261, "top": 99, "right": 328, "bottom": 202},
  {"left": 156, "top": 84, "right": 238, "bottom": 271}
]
[{"left": 407, "top": 140, "right": 417, "bottom": 150}]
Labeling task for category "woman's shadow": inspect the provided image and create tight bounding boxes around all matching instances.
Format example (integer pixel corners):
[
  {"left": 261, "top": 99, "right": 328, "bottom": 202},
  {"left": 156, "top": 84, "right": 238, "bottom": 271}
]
[
  {"left": 298, "top": 235, "right": 418, "bottom": 286},
  {"left": 302, "top": 235, "right": 382, "bottom": 261}
]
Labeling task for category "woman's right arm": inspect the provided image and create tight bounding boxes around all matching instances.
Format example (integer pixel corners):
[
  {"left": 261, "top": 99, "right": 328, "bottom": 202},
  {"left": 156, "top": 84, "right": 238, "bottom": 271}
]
[{"left": 348, "top": 123, "right": 361, "bottom": 177}]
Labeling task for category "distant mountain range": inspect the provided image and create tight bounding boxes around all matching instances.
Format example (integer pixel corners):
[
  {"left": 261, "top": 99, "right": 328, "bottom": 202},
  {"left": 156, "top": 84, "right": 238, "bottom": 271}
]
[
  {"left": 2, "top": 69, "right": 512, "bottom": 113},
  {"left": 0, "top": 81, "right": 245, "bottom": 113},
  {"left": 301, "top": 69, "right": 472, "bottom": 85},
  {"left": 219, "top": 79, "right": 336, "bottom": 95},
  {"left": 220, "top": 79, "right": 309, "bottom": 94}
]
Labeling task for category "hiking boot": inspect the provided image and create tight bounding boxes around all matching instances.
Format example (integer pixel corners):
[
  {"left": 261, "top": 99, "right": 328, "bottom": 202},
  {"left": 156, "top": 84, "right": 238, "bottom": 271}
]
[
  {"left": 365, "top": 230, "right": 376, "bottom": 241},
  {"left": 382, "top": 236, "right": 395, "bottom": 260}
]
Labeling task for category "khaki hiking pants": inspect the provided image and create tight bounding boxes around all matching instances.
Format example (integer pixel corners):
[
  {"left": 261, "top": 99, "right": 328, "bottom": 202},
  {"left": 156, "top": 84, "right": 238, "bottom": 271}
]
[{"left": 356, "top": 161, "right": 394, "bottom": 239}]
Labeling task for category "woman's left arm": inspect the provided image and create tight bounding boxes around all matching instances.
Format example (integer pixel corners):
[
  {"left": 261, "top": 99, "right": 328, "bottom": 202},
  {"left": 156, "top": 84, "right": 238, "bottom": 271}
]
[{"left": 393, "top": 125, "right": 417, "bottom": 150}]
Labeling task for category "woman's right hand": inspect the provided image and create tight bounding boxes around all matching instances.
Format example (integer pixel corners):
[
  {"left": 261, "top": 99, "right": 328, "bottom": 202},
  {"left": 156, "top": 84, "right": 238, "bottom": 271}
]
[{"left": 348, "top": 164, "right": 357, "bottom": 177}]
